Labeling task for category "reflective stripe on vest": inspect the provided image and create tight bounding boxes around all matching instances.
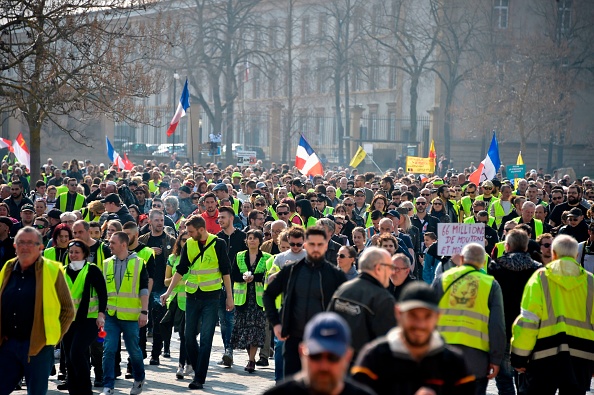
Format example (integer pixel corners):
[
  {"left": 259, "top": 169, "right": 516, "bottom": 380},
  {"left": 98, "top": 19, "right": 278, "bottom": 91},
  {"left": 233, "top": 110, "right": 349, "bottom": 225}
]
[
  {"left": 65, "top": 263, "right": 99, "bottom": 318},
  {"left": 167, "top": 254, "right": 187, "bottom": 311},
  {"left": 438, "top": 265, "right": 494, "bottom": 352},
  {"left": 0, "top": 258, "right": 63, "bottom": 345},
  {"left": 58, "top": 192, "right": 85, "bottom": 212},
  {"left": 185, "top": 234, "right": 222, "bottom": 293},
  {"left": 103, "top": 257, "right": 142, "bottom": 321},
  {"left": 233, "top": 251, "right": 270, "bottom": 307},
  {"left": 512, "top": 261, "right": 594, "bottom": 361}
]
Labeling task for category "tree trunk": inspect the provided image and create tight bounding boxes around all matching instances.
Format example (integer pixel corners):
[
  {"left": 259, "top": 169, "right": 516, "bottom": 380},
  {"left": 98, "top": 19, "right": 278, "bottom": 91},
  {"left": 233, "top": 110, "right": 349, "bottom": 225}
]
[
  {"left": 335, "top": 75, "right": 344, "bottom": 166},
  {"left": 225, "top": 99, "right": 234, "bottom": 166},
  {"left": 409, "top": 76, "right": 419, "bottom": 146},
  {"left": 344, "top": 70, "right": 351, "bottom": 163}
]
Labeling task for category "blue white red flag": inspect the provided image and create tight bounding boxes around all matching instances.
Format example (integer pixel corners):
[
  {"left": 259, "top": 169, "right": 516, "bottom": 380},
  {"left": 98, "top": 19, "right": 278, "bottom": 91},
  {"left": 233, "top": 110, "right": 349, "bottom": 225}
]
[
  {"left": 106, "top": 136, "right": 129, "bottom": 170},
  {"left": 295, "top": 135, "right": 323, "bottom": 176},
  {"left": 167, "top": 79, "right": 190, "bottom": 137},
  {"left": 469, "top": 132, "right": 501, "bottom": 185}
]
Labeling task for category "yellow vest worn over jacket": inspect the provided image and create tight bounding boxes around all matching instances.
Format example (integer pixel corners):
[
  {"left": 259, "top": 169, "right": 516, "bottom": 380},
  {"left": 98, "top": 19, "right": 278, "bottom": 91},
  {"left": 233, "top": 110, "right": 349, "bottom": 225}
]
[
  {"left": 82, "top": 208, "right": 101, "bottom": 223},
  {"left": 494, "top": 241, "right": 506, "bottom": 259},
  {"left": 136, "top": 246, "right": 154, "bottom": 264},
  {"left": 511, "top": 258, "right": 594, "bottom": 363},
  {"left": 185, "top": 234, "right": 222, "bottom": 293},
  {"left": 58, "top": 192, "right": 85, "bottom": 212},
  {"left": 0, "top": 258, "right": 63, "bottom": 345},
  {"left": 491, "top": 200, "right": 511, "bottom": 229},
  {"left": 438, "top": 265, "right": 494, "bottom": 352},
  {"left": 103, "top": 257, "right": 143, "bottom": 321},
  {"left": 464, "top": 215, "right": 496, "bottom": 228},
  {"left": 65, "top": 263, "right": 99, "bottom": 318},
  {"left": 458, "top": 196, "right": 473, "bottom": 221},
  {"left": 233, "top": 251, "right": 270, "bottom": 308},
  {"left": 167, "top": 254, "right": 187, "bottom": 311},
  {"left": 513, "top": 217, "right": 543, "bottom": 238}
]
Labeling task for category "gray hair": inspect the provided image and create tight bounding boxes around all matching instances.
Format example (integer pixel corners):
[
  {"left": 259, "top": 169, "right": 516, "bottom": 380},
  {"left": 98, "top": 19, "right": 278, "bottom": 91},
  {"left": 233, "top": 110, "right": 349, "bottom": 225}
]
[
  {"left": 316, "top": 218, "right": 335, "bottom": 234},
  {"left": 270, "top": 219, "right": 287, "bottom": 229},
  {"left": 359, "top": 246, "right": 390, "bottom": 272},
  {"left": 60, "top": 212, "right": 77, "bottom": 222},
  {"left": 552, "top": 234, "right": 578, "bottom": 259},
  {"left": 15, "top": 226, "right": 43, "bottom": 245},
  {"left": 392, "top": 253, "right": 411, "bottom": 268},
  {"left": 149, "top": 209, "right": 165, "bottom": 221},
  {"left": 163, "top": 195, "right": 179, "bottom": 210},
  {"left": 505, "top": 229, "right": 528, "bottom": 252},
  {"left": 461, "top": 243, "right": 486, "bottom": 267}
]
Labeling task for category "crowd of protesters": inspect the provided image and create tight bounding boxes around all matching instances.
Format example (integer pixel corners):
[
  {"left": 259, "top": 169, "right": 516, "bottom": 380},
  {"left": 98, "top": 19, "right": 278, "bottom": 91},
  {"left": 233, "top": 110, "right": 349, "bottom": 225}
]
[{"left": 0, "top": 156, "right": 593, "bottom": 395}]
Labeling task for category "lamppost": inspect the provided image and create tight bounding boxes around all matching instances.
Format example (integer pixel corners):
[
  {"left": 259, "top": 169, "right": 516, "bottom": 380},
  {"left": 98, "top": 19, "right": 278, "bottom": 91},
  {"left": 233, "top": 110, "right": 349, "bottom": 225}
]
[{"left": 172, "top": 71, "right": 180, "bottom": 158}]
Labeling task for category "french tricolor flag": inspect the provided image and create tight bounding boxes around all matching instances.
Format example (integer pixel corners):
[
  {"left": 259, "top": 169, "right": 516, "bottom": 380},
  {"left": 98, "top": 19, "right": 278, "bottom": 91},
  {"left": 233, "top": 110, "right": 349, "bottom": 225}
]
[
  {"left": 295, "top": 135, "right": 324, "bottom": 176},
  {"left": 166, "top": 79, "right": 190, "bottom": 137},
  {"left": 469, "top": 132, "right": 501, "bottom": 185}
]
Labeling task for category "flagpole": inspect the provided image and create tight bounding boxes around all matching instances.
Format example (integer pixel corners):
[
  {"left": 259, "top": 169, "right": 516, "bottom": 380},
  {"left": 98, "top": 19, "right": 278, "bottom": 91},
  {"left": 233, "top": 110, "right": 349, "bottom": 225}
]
[
  {"left": 172, "top": 71, "right": 180, "bottom": 161},
  {"left": 370, "top": 158, "right": 383, "bottom": 174}
]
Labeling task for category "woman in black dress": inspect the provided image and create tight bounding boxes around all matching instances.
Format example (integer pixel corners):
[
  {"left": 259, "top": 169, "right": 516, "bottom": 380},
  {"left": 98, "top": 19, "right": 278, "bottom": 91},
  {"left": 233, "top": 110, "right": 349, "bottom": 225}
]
[{"left": 230, "top": 229, "right": 272, "bottom": 373}]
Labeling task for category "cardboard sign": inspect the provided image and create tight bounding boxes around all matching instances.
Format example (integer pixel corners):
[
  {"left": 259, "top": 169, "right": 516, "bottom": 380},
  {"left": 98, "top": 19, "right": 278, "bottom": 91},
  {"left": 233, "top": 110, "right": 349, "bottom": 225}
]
[
  {"left": 437, "top": 223, "right": 485, "bottom": 256},
  {"left": 406, "top": 156, "right": 433, "bottom": 173},
  {"left": 237, "top": 150, "right": 257, "bottom": 166},
  {"left": 506, "top": 164, "right": 526, "bottom": 178}
]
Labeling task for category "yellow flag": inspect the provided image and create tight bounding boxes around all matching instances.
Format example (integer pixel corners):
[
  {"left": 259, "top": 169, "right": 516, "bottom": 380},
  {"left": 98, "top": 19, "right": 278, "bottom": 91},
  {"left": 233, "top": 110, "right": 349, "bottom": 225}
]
[
  {"left": 515, "top": 151, "right": 523, "bottom": 189},
  {"left": 429, "top": 140, "right": 436, "bottom": 173},
  {"left": 349, "top": 146, "right": 367, "bottom": 168}
]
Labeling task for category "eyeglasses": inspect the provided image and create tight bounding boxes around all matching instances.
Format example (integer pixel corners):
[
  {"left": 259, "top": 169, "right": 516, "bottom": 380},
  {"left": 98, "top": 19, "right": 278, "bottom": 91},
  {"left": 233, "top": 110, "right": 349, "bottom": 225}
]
[
  {"left": 344, "top": 203, "right": 354, "bottom": 206},
  {"left": 68, "top": 240, "right": 85, "bottom": 248},
  {"left": 552, "top": 196, "right": 563, "bottom": 201},
  {"left": 355, "top": 194, "right": 365, "bottom": 198},
  {"left": 192, "top": 196, "right": 200, "bottom": 200},
  {"left": 371, "top": 188, "right": 379, "bottom": 191},
  {"left": 337, "top": 253, "right": 352, "bottom": 259},
  {"left": 255, "top": 202, "right": 265, "bottom": 206},
  {"left": 433, "top": 202, "right": 443, "bottom": 206},
  {"left": 421, "top": 193, "right": 430, "bottom": 197},
  {"left": 483, "top": 187, "right": 493, "bottom": 190},
  {"left": 307, "top": 353, "right": 341, "bottom": 363},
  {"left": 335, "top": 222, "right": 345, "bottom": 226},
  {"left": 134, "top": 191, "right": 145, "bottom": 194},
  {"left": 34, "top": 224, "right": 46, "bottom": 229},
  {"left": 16, "top": 241, "right": 41, "bottom": 247},
  {"left": 541, "top": 243, "right": 552, "bottom": 248},
  {"left": 152, "top": 205, "right": 163, "bottom": 208},
  {"left": 289, "top": 242, "right": 303, "bottom": 247},
  {"left": 416, "top": 202, "right": 426, "bottom": 206},
  {"left": 567, "top": 217, "right": 580, "bottom": 222},
  {"left": 277, "top": 211, "right": 289, "bottom": 216}
]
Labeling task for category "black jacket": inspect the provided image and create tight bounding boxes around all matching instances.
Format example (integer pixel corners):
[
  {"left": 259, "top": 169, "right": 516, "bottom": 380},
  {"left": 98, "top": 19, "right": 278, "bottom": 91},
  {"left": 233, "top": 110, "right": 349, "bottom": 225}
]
[
  {"left": 325, "top": 238, "right": 342, "bottom": 266},
  {"left": 327, "top": 272, "right": 396, "bottom": 354},
  {"left": 488, "top": 252, "right": 541, "bottom": 340},
  {"left": 263, "top": 257, "right": 346, "bottom": 338},
  {"left": 99, "top": 205, "right": 135, "bottom": 226},
  {"left": 410, "top": 214, "right": 439, "bottom": 236}
]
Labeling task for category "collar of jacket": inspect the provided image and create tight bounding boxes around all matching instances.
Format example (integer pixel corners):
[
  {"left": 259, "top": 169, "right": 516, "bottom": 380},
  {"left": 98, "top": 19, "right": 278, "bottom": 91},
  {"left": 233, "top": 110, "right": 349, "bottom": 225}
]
[
  {"left": 387, "top": 327, "right": 445, "bottom": 360},
  {"left": 359, "top": 271, "right": 384, "bottom": 288}
]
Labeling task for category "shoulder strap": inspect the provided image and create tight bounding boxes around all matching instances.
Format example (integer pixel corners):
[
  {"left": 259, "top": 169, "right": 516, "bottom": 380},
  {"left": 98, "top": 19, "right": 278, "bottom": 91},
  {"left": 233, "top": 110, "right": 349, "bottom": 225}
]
[
  {"left": 190, "top": 238, "right": 218, "bottom": 267},
  {"left": 440, "top": 268, "right": 480, "bottom": 302}
]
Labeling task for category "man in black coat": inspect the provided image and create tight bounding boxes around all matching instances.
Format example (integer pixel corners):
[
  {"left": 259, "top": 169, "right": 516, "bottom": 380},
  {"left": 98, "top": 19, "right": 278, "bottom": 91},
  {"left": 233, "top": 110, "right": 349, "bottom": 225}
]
[
  {"left": 99, "top": 193, "right": 135, "bottom": 226},
  {"left": 263, "top": 226, "right": 347, "bottom": 377}
]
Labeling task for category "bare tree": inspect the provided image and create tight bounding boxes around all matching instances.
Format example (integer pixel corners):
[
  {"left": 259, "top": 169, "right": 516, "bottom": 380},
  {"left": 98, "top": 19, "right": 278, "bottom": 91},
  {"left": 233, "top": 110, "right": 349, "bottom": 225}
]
[
  {"left": 0, "top": 0, "right": 164, "bottom": 182},
  {"left": 369, "top": 0, "right": 438, "bottom": 147}
]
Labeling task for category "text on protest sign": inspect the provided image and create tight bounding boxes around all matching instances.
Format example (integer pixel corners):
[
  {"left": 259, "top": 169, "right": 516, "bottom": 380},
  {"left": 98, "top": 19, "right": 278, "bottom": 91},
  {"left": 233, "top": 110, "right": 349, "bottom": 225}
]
[{"left": 437, "top": 223, "right": 485, "bottom": 256}]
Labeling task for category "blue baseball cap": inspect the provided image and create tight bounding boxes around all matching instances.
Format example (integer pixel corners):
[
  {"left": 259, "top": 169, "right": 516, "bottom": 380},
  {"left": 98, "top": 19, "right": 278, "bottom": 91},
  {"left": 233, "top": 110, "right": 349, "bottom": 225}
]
[{"left": 303, "top": 312, "right": 351, "bottom": 357}]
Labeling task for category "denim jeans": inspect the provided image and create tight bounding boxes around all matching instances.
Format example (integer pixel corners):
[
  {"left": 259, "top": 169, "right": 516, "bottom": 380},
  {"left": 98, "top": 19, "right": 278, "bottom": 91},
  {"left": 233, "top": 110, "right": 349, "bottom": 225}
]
[
  {"left": 218, "top": 287, "right": 235, "bottom": 351},
  {"left": 103, "top": 315, "right": 145, "bottom": 389},
  {"left": 185, "top": 294, "right": 219, "bottom": 384},
  {"left": 274, "top": 337, "right": 284, "bottom": 382},
  {"left": 0, "top": 340, "right": 54, "bottom": 395},
  {"left": 495, "top": 343, "right": 517, "bottom": 395}
]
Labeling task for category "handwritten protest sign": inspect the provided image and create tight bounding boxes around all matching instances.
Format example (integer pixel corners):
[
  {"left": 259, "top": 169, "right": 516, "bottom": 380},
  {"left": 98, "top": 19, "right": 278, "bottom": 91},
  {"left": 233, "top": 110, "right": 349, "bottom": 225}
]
[{"left": 437, "top": 223, "right": 485, "bottom": 256}]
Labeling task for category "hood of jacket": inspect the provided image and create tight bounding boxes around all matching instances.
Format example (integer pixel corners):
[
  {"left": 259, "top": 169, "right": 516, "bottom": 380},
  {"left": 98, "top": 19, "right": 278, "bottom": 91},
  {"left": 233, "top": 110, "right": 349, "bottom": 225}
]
[
  {"left": 493, "top": 252, "right": 541, "bottom": 272},
  {"left": 546, "top": 257, "right": 588, "bottom": 291}
]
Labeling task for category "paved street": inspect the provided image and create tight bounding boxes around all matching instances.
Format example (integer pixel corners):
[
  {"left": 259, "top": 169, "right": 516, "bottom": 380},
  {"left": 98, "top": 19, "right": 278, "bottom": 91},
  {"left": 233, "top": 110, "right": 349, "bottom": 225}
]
[{"left": 42, "top": 327, "right": 593, "bottom": 395}]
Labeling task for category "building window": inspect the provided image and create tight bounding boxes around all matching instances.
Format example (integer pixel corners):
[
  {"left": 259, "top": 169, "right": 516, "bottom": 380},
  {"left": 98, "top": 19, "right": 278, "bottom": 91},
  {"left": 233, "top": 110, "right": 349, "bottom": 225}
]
[
  {"left": 317, "top": 14, "right": 326, "bottom": 38},
  {"left": 300, "top": 61, "right": 310, "bottom": 95},
  {"left": 388, "top": 59, "right": 397, "bottom": 89},
  {"left": 301, "top": 16, "right": 310, "bottom": 45},
  {"left": 316, "top": 59, "right": 326, "bottom": 94},
  {"left": 368, "top": 111, "right": 378, "bottom": 140},
  {"left": 369, "top": 65, "right": 380, "bottom": 90},
  {"left": 252, "top": 69, "right": 260, "bottom": 99},
  {"left": 388, "top": 111, "right": 397, "bottom": 140},
  {"left": 558, "top": 0, "right": 572, "bottom": 35},
  {"left": 268, "top": 71, "right": 277, "bottom": 98},
  {"left": 494, "top": 0, "right": 509, "bottom": 29}
]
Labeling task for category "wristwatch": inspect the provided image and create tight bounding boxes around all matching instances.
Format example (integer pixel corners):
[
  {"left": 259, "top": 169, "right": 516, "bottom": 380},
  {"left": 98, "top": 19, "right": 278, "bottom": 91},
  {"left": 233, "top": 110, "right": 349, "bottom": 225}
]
[{"left": 141, "top": 310, "right": 148, "bottom": 315}]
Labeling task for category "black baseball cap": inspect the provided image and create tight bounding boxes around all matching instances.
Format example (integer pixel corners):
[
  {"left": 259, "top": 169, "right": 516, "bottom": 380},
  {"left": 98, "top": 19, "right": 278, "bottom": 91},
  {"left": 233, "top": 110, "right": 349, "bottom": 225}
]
[
  {"left": 20, "top": 204, "right": 34, "bottom": 212},
  {"left": 101, "top": 193, "right": 121, "bottom": 205},
  {"left": 398, "top": 282, "right": 439, "bottom": 312}
]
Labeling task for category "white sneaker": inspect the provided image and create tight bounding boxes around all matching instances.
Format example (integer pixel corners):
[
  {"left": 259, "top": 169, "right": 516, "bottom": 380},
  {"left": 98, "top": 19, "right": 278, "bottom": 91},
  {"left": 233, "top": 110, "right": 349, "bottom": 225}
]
[
  {"left": 184, "top": 365, "right": 194, "bottom": 376},
  {"left": 101, "top": 388, "right": 114, "bottom": 395},
  {"left": 176, "top": 365, "right": 184, "bottom": 379},
  {"left": 130, "top": 380, "right": 144, "bottom": 395}
]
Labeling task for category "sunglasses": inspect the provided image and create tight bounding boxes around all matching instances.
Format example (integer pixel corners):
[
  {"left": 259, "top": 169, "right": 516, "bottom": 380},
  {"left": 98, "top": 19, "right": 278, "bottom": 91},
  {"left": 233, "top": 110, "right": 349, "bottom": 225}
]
[
  {"left": 307, "top": 353, "right": 341, "bottom": 363},
  {"left": 335, "top": 222, "right": 345, "bottom": 226},
  {"left": 152, "top": 205, "right": 163, "bottom": 208},
  {"left": 416, "top": 202, "right": 426, "bottom": 206},
  {"left": 552, "top": 197, "right": 563, "bottom": 200},
  {"left": 337, "top": 253, "right": 352, "bottom": 259},
  {"left": 433, "top": 202, "right": 443, "bottom": 206},
  {"left": 344, "top": 203, "right": 354, "bottom": 206},
  {"left": 277, "top": 211, "right": 289, "bottom": 215},
  {"left": 421, "top": 193, "right": 430, "bottom": 197},
  {"left": 541, "top": 243, "right": 552, "bottom": 248},
  {"left": 289, "top": 242, "right": 303, "bottom": 247},
  {"left": 371, "top": 188, "right": 379, "bottom": 191},
  {"left": 34, "top": 224, "right": 46, "bottom": 229},
  {"left": 255, "top": 202, "right": 265, "bottom": 206},
  {"left": 483, "top": 187, "right": 493, "bottom": 190}
]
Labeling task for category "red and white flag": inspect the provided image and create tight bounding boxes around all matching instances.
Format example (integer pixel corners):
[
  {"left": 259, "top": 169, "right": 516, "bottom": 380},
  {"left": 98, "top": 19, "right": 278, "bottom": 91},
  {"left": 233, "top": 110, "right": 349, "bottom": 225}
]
[
  {"left": 12, "top": 133, "right": 30, "bottom": 170},
  {"left": 295, "top": 135, "right": 323, "bottom": 176},
  {"left": 0, "top": 138, "right": 12, "bottom": 152}
]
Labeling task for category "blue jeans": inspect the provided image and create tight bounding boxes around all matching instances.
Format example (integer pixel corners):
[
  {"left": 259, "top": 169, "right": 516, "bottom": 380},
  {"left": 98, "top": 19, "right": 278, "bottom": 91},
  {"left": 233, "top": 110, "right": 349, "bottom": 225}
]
[
  {"left": 0, "top": 340, "right": 54, "bottom": 395},
  {"left": 103, "top": 315, "right": 145, "bottom": 389},
  {"left": 185, "top": 295, "right": 218, "bottom": 384},
  {"left": 218, "top": 287, "right": 235, "bottom": 351},
  {"left": 274, "top": 337, "right": 284, "bottom": 383},
  {"left": 496, "top": 343, "right": 517, "bottom": 395}
]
